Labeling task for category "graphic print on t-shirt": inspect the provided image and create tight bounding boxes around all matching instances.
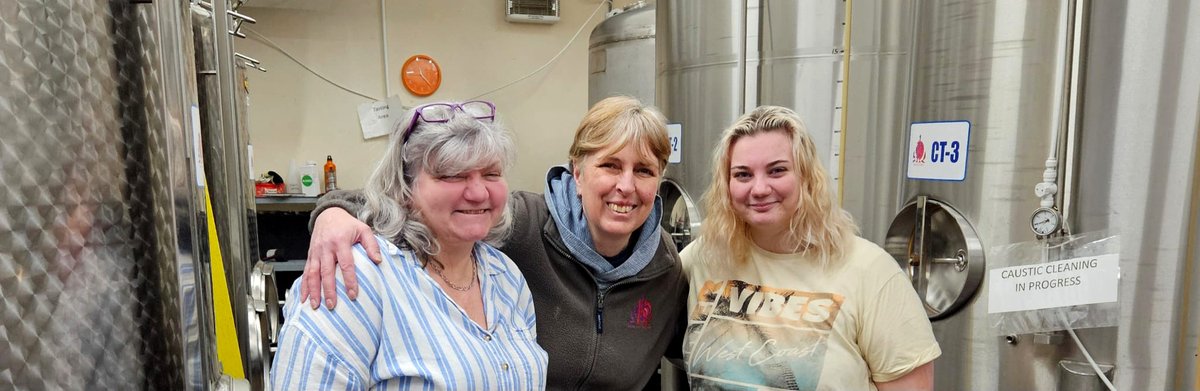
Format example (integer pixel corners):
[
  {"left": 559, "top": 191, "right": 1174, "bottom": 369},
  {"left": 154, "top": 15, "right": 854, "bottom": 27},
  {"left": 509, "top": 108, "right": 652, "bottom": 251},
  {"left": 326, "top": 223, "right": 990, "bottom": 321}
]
[{"left": 685, "top": 279, "right": 844, "bottom": 390}]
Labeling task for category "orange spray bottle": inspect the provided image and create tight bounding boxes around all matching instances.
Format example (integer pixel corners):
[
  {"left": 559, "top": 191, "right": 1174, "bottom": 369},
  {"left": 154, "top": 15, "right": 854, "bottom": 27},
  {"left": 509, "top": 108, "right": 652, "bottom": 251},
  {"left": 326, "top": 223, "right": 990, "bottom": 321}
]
[{"left": 323, "top": 155, "right": 337, "bottom": 193}]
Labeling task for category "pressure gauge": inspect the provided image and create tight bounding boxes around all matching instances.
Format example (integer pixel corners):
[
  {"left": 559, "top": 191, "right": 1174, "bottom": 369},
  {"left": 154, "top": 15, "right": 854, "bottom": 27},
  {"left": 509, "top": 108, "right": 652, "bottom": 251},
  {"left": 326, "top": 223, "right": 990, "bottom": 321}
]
[{"left": 1030, "top": 207, "right": 1062, "bottom": 237}]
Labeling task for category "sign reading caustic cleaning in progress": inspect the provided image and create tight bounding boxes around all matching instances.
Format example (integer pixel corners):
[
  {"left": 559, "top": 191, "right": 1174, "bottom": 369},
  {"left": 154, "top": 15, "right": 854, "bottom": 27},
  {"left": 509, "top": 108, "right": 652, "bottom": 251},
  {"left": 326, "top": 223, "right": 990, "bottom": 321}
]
[
  {"left": 907, "top": 121, "right": 971, "bottom": 181},
  {"left": 987, "top": 254, "right": 1120, "bottom": 314}
]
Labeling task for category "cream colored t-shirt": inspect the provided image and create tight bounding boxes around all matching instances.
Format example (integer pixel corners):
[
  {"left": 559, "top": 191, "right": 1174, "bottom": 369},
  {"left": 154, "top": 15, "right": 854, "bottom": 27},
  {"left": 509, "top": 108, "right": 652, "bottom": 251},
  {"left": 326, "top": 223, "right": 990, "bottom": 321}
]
[{"left": 680, "top": 236, "right": 940, "bottom": 390}]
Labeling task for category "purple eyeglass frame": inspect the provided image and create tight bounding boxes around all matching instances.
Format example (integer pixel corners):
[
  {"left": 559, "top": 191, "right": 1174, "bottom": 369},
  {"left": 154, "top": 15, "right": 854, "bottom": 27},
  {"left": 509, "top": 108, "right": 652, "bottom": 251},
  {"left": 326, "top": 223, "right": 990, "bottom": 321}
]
[{"left": 400, "top": 100, "right": 496, "bottom": 144}]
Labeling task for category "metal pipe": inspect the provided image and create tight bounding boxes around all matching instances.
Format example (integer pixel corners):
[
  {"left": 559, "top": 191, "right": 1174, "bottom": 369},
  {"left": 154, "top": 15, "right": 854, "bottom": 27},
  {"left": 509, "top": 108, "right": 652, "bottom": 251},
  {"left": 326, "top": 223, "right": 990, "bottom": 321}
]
[
  {"left": 233, "top": 52, "right": 259, "bottom": 65},
  {"left": 836, "top": 0, "right": 852, "bottom": 205},
  {"left": 212, "top": 0, "right": 254, "bottom": 378},
  {"left": 1060, "top": 0, "right": 1090, "bottom": 232},
  {"left": 226, "top": 9, "right": 256, "bottom": 24},
  {"left": 739, "top": 0, "right": 750, "bottom": 112},
  {"left": 914, "top": 196, "right": 929, "bottom": 301},
  {"left": 381, "top": 0, "right": 391, "bottom": 97},
  {"left": 1047, "top": 0, "right": 1072, "bottom": 162},
  {"left": 147, "top": 0, "right": 221, "bottom": 386},
  {"left": 895, "top": 0, "right": 921, "bottom": 211},
  {"left": 1178, "top": 107, "right": 1200, "bottom": 389},
  {"left": 1032, "top": 0, "right": 1075, "bottom": 214},
  {"left": 1057, "top": 4, "right": 1114, "bottom": 387},
  {"left": 1041, "top": 0, "right": 1089, "bottom": 232}
]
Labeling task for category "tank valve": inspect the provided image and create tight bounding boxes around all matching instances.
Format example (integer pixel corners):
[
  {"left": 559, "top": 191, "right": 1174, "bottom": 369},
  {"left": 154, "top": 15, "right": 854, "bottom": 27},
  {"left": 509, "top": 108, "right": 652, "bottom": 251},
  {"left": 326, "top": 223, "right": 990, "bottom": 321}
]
[{"left": 1004, "top": 335, "right": 1020, "bottom": 345}]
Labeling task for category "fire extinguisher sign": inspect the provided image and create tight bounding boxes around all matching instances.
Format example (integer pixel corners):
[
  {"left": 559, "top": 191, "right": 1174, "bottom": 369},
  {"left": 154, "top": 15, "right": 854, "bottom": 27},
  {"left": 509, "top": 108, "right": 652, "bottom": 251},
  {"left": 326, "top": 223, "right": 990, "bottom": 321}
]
[{"left": 906, "top": 120, "right": 971, "bottom": 181}]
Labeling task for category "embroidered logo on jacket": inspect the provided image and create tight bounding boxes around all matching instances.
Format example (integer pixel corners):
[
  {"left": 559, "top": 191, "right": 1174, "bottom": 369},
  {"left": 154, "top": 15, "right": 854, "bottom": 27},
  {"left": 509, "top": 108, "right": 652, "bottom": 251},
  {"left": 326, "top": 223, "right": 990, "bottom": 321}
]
[{"left": 627, "top": 298, "right": 653, "bottom": 329}]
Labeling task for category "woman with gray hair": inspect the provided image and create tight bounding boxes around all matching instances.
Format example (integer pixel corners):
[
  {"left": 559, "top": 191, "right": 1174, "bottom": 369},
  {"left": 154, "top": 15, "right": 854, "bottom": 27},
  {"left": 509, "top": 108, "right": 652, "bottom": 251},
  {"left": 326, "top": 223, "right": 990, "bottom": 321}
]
[{"left": 272, "top": 101, "right": 548, "bottom": 390}]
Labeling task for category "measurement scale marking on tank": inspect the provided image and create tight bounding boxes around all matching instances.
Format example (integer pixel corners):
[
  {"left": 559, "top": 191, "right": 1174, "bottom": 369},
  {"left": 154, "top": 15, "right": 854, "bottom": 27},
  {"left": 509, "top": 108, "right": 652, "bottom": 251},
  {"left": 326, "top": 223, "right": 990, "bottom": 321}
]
[{"left": 830, "top": 76, "right": 844, "bottom": 194}]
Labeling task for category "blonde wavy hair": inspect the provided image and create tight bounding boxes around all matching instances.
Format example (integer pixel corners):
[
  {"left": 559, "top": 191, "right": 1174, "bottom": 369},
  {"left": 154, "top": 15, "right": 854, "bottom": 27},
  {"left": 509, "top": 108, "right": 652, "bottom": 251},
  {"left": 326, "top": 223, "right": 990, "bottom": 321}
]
[{"left": 697, "top": 105, "right": 857, "bottom": 267}]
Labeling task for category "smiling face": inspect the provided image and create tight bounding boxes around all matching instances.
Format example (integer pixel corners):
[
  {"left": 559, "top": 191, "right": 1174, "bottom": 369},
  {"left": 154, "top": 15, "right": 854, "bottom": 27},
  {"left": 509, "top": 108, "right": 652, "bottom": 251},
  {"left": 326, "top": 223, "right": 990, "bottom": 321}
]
[
  {"left": 411, "top": 165, "right": 508, "bottom": 248},
  {"left": 572, "top": 143, "right": 662, "bottom": 255},
  {"left": 728, "top": 130, "right": 800, "bottom": 240}
]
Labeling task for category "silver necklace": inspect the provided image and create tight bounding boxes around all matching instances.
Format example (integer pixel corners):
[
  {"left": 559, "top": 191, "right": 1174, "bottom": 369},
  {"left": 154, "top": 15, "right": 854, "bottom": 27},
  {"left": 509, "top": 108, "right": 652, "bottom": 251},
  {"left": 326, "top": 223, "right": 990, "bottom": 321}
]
[{"left": 433, "top": 260, "right": 477, "bottom": 292}]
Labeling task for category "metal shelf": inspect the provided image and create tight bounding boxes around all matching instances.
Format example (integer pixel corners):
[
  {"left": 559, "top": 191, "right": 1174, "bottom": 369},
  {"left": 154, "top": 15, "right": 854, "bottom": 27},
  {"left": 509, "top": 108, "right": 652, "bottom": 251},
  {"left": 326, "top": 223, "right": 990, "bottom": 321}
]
[{"left": 255, "top": 195, "right": 319, "bottom": 212}]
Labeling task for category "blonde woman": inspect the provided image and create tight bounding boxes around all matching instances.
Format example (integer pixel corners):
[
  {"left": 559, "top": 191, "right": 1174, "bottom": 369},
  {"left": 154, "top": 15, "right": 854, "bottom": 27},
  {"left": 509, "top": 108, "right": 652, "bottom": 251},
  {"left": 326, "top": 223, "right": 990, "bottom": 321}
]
[{"left": 681, "top": 106, "right": 939, "bottom": 390}]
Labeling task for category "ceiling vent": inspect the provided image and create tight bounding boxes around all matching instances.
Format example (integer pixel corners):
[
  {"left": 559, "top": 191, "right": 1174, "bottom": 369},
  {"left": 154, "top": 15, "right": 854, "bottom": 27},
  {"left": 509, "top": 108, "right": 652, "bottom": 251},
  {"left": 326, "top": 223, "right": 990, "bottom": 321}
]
[{"left": 506, "top": 0, "right": 559, "bottom": 24}]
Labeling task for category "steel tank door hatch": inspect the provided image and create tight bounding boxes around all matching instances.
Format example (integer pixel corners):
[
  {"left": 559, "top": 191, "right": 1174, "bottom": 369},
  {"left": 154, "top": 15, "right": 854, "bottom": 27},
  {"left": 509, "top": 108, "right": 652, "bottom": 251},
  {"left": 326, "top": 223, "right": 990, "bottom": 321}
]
[
  {"left": 883, "top": 196, "right": 985, "bottom": 320},
  {"left": 658, "top": 179, "right": 702, "bottom": 252}
]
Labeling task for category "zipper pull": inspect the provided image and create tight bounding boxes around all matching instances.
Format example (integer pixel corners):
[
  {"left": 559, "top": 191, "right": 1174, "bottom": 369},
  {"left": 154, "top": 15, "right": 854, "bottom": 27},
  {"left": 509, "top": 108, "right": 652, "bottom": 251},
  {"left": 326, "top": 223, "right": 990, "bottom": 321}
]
[{"left": 595, "top": 294, "right": 605, "bottom": 334}]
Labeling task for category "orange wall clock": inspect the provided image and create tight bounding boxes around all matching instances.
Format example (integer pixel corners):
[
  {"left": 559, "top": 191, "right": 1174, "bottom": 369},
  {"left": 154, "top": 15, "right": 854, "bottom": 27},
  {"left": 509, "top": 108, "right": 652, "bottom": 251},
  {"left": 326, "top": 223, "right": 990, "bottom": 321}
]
[{"left": 401, "top": 54, "right": 441, "bottom": 97}]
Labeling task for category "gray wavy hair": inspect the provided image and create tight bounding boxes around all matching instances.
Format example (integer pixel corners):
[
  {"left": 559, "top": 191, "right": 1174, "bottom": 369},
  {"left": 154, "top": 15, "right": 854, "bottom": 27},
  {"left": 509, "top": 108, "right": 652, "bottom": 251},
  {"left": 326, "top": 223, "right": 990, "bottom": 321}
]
[{"left": 359, "top": 102, "right": 516, "bottom": 268}]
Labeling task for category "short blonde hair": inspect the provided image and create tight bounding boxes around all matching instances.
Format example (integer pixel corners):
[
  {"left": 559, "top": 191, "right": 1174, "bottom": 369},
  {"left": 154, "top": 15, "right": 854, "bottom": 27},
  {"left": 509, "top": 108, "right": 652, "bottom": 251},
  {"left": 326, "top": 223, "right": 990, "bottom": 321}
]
[
  {"left": 698, "top": 105, "right": 857, "bottom": 267},
  {"left": 568, "top": 96, "right": 670, "bottom": 173}
]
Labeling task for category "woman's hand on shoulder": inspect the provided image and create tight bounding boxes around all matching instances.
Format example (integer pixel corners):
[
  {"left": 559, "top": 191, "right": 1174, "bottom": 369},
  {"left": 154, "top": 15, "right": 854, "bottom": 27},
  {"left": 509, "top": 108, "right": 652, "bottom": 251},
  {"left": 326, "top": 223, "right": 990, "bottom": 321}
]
[{"left": 300, "top": 207, "right": 382, "bottom": 310}]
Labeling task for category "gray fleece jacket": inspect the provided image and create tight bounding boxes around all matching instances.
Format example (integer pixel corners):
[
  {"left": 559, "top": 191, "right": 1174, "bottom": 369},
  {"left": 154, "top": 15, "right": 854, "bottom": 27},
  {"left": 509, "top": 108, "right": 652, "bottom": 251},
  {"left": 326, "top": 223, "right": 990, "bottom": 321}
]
[{"left": 310, "top": 188, "right": 687, "bottom": 390}]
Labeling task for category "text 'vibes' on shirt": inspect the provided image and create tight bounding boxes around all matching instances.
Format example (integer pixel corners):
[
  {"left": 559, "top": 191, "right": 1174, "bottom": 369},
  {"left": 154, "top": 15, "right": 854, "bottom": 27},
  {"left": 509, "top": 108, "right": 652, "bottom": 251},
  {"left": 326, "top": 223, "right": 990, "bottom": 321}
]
[{"left": 686, "top": 280, "right": 845, "bottom": 390}]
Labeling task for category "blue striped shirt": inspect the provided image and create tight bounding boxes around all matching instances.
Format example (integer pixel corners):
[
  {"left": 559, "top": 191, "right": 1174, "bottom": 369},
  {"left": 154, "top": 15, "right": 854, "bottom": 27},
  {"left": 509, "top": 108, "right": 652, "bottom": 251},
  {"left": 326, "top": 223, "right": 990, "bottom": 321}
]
[{"left": 271, "top": 236, "right": 548, "bottom": 390}]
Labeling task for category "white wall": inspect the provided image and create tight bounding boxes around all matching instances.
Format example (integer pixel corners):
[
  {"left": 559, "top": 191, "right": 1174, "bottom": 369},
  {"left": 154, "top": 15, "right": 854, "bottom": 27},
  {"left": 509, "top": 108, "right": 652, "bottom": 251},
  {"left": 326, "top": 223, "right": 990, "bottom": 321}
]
[{"left": 238, "top": 0, "right": 632, "bottom": 192}]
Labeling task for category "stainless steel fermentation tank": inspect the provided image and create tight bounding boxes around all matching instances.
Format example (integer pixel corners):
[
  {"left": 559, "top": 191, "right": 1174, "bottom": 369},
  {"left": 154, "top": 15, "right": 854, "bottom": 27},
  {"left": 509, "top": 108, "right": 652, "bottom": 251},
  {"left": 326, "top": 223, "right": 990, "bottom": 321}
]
[
  {"left": 0, "top": 0, "right": 273, "bottom": 389},
  {"left": 0, "top": 0, "right": 216, "bottom": 388},
  {"left": 881, "top": 1, "right": 1080, "bottom": 389},
  {"left": 588, "top": 2, "right": 708, "bottom": 252},
  {"left": 871, "top": 1, "right": 1199, "bottom": 389},
  {"left": 588, "top": 2, "right": 655, "bottom": 106},
  {"left": 654, "top": 0, "right": 749, "bottom": 250},
  {"left": 643, "top": 0, "right": 1200, "bottom": 389}
]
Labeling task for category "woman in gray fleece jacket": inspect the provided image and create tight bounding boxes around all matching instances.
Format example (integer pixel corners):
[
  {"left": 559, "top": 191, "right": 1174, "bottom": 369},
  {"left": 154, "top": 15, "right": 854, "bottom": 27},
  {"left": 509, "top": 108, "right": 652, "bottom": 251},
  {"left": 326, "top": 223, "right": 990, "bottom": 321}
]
[{"left": 300, "top": 96, "right": 687, "bottom": 390}]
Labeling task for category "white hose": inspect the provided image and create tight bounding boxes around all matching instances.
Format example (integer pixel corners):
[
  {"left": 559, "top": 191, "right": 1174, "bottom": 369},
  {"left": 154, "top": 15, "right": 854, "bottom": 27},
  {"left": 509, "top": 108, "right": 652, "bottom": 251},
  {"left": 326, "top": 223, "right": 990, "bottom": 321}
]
[
  {"left": 245, "top": 28, "right": 379, "bottom": 100},
  {"left": 1060, "top": 311, "right": 1116, "bottom": 391}
]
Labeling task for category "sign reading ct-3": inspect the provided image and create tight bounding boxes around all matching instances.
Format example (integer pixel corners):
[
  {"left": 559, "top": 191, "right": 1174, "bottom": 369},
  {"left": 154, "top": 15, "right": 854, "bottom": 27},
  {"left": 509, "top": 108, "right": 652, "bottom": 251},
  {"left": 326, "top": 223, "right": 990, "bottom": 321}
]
[{"left": 907, "top": 121, "right": 971, "bottom": 181}]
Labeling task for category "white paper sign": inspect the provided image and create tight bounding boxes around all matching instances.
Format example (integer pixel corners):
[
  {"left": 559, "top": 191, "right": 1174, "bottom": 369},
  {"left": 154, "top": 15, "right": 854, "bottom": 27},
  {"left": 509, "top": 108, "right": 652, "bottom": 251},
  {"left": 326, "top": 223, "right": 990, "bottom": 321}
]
[
  {"left": 357, "top": 95, "right": 408, "bottom": 140},
  {"left": 906, "top": 121, "right": 970, "bottom": 181},
  {"left": 987, "top": 254, "right": 1120, "bottom": 314},
  {"left": 667, "top": 123, "right": 682, "bottom": 164},
  {"left": 190, "top": 105, "right": 206, "bottom": 187}
]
